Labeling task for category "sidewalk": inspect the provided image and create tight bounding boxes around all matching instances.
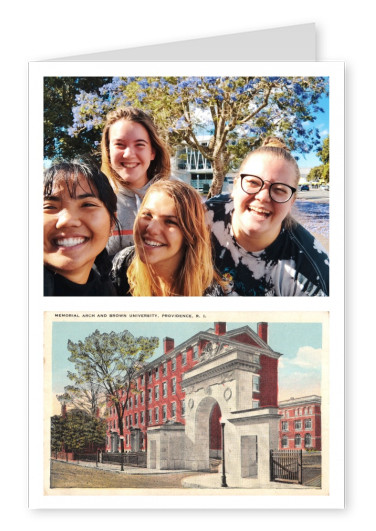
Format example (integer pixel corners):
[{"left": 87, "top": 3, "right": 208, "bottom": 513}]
[{"left": 52, "top": 458, "right": 190, "bottom": 475}]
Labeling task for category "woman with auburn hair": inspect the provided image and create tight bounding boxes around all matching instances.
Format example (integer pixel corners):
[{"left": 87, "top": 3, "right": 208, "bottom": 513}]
[
  {"left": 101, "top": 106, "right": 171, "bottom": 257},
  {"left": 111, "top": 180, "right": 223, "bottom": 296},
  {"left": 206, "top": 137, "right": 329, "bottom": 296}
]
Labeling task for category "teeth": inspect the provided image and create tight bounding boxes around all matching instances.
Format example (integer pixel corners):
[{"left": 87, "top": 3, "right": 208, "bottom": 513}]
[
  {"left": 56, "top": 237, "right": 86, "bottom": 247},
  {"left": 122, "top": 163, "right": 138, "bottom": 168},
  {"left": 250, "top": 207, "right": 270, "bottom": 216},
  {"left": 144, "top": 240, "right": 164, "bottom": 247}
]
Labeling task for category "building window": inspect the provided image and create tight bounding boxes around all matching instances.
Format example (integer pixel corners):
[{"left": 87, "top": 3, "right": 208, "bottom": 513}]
[
  {"left": 253, "top": 375, "right": 260, "bottom": 392},
  {"left": 172, "top": 358, "right": 176, "bottom": 372},
  {"left": 304, "top": 433, "right": 312, "bottom": 448},
  {"left": 171, "top": 402, "right": 176, "bottom": 418},
  {"left": 309, "top": 407, "right": 313, "bottom": 414},
  {"left": 141, "top": 391, "right": 144, "bottom": 404},
  {"left": 294, "top": 434, "right": 301, "bottom": 447},
  {"left": 134, "top": 395, "right": 138, "bottom": 407},
  {"left": 294, "top": 420, "right": 302, "bottom": 430},
  {"left": 148, "top": 409, "right": 152, "bottom": 424},
  {"left": 126, "top": 435, "right": 129, "bottom": 446},
  {"left": 125, "top": 416, "right": 129, "bottom": 427},
  {"left": 282, "top": 421, "right": 288, "bottom": 431},
  {"left": 162, "top": 404, "right": 167, "bottom": 421},
  {"left": 148, "top": 370, "right": 152, "bottom": 379},
  {"left": 182, "top": 352, "right": 187, "bottom": 366},
  {"left": 181, "top": 399, "right": 185, "bottom": 417},
  {"left": 155, "top": 385, "right": 159, "bottom": 400},
  {"left": 193, "top": 345, "right": 198, "bottom": 360},
  {"left": 286, "top": 411, "right": 289, "bottom": 418},
  {"left": 129, "top": 416, "right": 132, "bottom": 427},
  {"left": 281, "top": 436, "right": 288, "bottom": 448},
  {"left": 304, "top": 418, "right": 312, "bottom": 430},
  {"left": 171, "top": 377, "right": 176, "bottom": 394},
  {"left": 141, "top": 375, "right": 145, "bottom": 386},
  {"left": 155, "top": 366, "right": 159, "bottom": 379},
  {"left": 163, "top": 362, "right": 167, "bottom": 376},
  {"left": 134, "top": 413, "right": 138, "bottom": 426},
  {"left": 148, "top": 388, "right": 152, "bottom": 401},
  {"left": 295, "top": 409, "right": 299, "bottom": 417},
  {"left": 141, "top": 411, "right": 144, "bottom": 424},
  {"left": 163, "top": 381, "right": 167, "bottom": 397},
  {"left": 252, "top": 400, "right": 259, "bottom": 409},
  {"left": 155, "top": 407, "right": 159, "bottom": 423},
  {"left": 129, "top": 397, "right": 132, "bottom": 409}
]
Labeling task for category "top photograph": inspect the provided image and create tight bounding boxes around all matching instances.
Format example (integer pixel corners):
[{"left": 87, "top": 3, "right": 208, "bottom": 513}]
[{"left": 43, "top": 75, "right": 330, "bottom": 297}]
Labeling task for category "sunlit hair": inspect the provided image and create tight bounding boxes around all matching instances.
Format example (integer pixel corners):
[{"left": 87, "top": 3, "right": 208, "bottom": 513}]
[
  {"left": 43, "top": 157, "right": 120, "bottom": 277},
  {"left": 127, "top": 180, "right": 219, "bottom": 296},
  {"left": 100, "top": 106, "right": 171, "bottom": 191},
  {"left": 234, "top": 136, "right": 299, "bottom": 229}
]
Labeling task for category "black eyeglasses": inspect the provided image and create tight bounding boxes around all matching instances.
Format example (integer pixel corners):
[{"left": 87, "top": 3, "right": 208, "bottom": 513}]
[{"left": 240, "top": 174, "right": 296, "bottom": 203}]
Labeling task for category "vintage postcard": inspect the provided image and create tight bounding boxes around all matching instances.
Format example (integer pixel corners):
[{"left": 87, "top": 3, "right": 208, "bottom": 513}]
[{"left": 39, "top": 310, "right": 340, "bottom": 509}]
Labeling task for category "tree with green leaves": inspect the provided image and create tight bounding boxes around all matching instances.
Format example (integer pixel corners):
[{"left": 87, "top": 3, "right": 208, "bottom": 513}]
[
  {"left": 50, "top": 414, "right": 66, "bottom": 456},
  {"left": 50, "top": 410, "right": 106, "bottom": 457},
  {"left": 307, "top": 136, "right": 329, "bottom": 183},
  {"left": 66, "top": 329, "right": 159, "bottom": 459},
  {"left": 44, "top": 76, "right": 111, "bottom": 161},
  {"left": 46, "top": 75, "right": 328, "bottom": 197}
]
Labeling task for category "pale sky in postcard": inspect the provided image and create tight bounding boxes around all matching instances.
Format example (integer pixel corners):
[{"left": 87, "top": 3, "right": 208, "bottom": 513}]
[{"left": 50, "top": 320, "right": 322, "bottom": 412}]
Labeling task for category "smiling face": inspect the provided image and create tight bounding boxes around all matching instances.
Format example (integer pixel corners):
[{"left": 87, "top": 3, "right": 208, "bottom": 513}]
[
  {"left": 135, "top": 191, "right": 185, "bottom": 280},
  {"left": 232, "top": 153, "right": 297, "bottom": 251},
  {"left": 43, "top": 174, "right": 112, "bottom": 284},
  {"left": 108, "top": 119, "right": 156, "bottom": 190}
]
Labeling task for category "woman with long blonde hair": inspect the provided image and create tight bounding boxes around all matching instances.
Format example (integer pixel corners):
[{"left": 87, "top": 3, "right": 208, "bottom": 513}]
[{"left": 111, "top": 180, "right": 223, "bottom": 296}]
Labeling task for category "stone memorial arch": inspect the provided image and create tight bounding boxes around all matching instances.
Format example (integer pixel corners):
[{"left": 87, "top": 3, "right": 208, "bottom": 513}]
[{"left": 147, "top": 336, "right": 281, "bottom": 485}]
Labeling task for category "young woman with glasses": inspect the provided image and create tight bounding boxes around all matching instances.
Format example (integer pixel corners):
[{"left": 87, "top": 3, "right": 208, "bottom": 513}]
[{"left": 206, "top": 137, "right": 329, "bottom": 296}]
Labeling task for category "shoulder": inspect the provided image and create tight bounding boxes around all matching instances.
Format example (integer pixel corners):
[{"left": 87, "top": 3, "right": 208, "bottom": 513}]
[
  {"left": 112, "top": 246, "right": 135, "bottom": 270},
  {"left": 43, "top": 266, "right": 55, "bottom": 296},
  {"left": 285, "top": 222, "right": 329, "bottom": 295},
  {"left": 205, "top": 193, "right": 232, "bottom": 209},
  {"left": 111, "top": 246, "right": 135, "bottom": 295},
  {"left": 205, "top": 194, "right": 234, "bottom": 224}
]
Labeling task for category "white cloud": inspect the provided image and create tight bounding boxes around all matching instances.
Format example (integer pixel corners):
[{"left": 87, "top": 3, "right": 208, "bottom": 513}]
[{"left": 290, "top": 346, "right": 322, "bottom": 369}]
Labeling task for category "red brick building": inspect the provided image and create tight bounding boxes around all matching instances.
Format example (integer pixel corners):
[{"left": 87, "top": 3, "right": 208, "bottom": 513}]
[
  {"left": 278, "top": 395, "right": 321, "bottom": 451},
  {"left": 106, "top": 321, "right": 279, "bottom": 453}
]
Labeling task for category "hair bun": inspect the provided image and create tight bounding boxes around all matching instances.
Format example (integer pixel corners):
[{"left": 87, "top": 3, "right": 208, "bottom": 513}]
[{"left": 262, "top": 136, "right": 289, "bottom": 151}]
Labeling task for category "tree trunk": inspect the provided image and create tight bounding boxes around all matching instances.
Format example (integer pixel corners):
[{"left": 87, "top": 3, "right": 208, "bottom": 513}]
[{"left": 207, "top": 151, "right": 229, "bottom": 199}]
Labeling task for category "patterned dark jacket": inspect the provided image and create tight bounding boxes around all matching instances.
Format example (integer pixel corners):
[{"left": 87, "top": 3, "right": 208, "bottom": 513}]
[{"left": 206, "top": 194, "right": 329, "bottom": 297}]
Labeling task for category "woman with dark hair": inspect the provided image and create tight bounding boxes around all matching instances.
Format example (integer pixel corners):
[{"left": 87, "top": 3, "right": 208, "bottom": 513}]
[
  {"left": 111, "top": 180, "right": 223, "bottom": 296},
  {"left": 101, "top": 107, "right": 171, "bottom": 257},
  {"left": 206, "top": 137, "right": 329, "bottom": 296},
  {"left": 43, "top": 158, "right": 119, "bottom": 296}
]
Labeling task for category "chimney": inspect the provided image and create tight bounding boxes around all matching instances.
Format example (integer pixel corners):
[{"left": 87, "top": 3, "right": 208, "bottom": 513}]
[
  {"left": 257, "top": 322, "right": 268, "bottom": 343},
  {"left": 215, "top": 322, "right": 226, "bottom": 335},
  {"left": 163, "top": 337, "right": 175, "bottom": 354}
]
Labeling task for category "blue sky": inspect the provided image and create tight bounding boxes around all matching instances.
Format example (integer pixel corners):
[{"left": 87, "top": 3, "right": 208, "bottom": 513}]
[
  {"left": 294, "top": 93, "right": 329, "bottom": 169},
  {"left": 51, "top": 319, "right": 323, "bottom": 410}
]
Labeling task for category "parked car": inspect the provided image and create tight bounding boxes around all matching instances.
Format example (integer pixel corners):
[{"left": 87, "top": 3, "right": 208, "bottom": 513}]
[{"left": 300, "top": 184, "right": 310, "bottom": 191}]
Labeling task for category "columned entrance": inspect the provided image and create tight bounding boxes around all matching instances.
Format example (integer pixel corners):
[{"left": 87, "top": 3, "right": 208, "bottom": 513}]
[{"left": 147, "top": 337, "right": 281, "bottom": 486}]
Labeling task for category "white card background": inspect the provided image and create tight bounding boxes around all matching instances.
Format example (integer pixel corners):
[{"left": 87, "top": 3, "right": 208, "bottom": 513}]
[{"left": 29, "top": 59, "right": 344, "bottom": 510}]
